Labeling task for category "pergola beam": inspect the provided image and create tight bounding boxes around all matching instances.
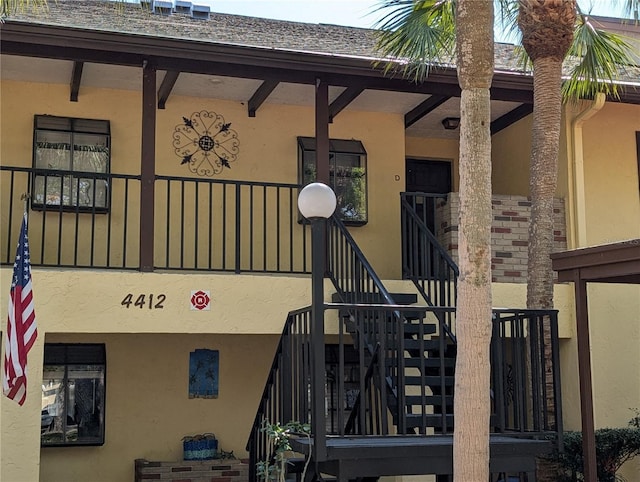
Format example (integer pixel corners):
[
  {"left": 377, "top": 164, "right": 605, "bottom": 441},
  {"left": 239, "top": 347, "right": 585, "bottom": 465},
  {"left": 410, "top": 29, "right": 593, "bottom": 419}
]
[
  {"left": 157, "top": 70, "right": 180, "bottom": 109},
  {"left": 69, "top": 60, "right": 84, "bottom": 102},
  {"left": 328, "top": 85, "right": 364, "bottom": 122},
  {"left": 248, "top": 80, "right": 279, "bottom": 117},
  {"left": 490, "top": 103, "right": 533, "bottom": 135},
  {"left": 405, "top": 95, "right": 450, "bottom": 128}
]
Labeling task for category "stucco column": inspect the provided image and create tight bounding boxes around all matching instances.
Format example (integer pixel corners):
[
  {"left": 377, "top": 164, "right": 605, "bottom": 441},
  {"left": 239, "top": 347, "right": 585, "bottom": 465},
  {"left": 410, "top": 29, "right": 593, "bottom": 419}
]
[{"left": 0, "top": 319, "right": 44, "bottom": 482}]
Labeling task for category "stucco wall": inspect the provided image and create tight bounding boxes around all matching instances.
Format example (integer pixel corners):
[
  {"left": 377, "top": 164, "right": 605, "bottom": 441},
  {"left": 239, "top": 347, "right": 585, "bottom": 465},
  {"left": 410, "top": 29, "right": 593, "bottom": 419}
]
[
  {"left": 36, "top": 333, "right": 278, "bottom": 482},
  {"left": 561, "top": 101, "right": 640, "bottom": 480},
  {"left": 0, "top": 80, "right": 407, "bottom": 279}
]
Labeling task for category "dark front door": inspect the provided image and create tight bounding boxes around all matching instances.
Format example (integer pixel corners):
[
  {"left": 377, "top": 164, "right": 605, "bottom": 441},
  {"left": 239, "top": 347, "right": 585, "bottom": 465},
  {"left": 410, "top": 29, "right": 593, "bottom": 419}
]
[
  {"left": 404, "top": 159, "right": 453, "bottom": 279},
  {"left": 405, "top": 159, "right": 452, "bottom": 233}
]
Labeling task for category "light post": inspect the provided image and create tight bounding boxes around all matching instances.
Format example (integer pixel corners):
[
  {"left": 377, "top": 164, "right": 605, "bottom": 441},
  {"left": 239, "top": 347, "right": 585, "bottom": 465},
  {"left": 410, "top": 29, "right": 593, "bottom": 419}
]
[{"left": 297, "top": 182, "right": 336, "bottom": 462}]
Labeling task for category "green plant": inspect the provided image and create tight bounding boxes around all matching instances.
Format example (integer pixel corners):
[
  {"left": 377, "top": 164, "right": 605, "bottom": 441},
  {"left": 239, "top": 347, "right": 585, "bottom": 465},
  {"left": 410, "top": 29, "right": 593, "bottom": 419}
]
[
  {"left": 256, "top": 420, "right": 311, "bottom": 482},
  {"left": 340, "top": 167, "right": 366, "bottom": 222},
  {"left": 549, "top": 411, "right": 640, "bottom": 482}
]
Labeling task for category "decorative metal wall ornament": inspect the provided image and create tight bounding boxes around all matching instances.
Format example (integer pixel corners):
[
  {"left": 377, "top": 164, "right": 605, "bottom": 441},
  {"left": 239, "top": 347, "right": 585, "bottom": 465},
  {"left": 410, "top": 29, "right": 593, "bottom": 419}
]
[{"left": 173, "top": 111, "right": 239, "bottom": 176}]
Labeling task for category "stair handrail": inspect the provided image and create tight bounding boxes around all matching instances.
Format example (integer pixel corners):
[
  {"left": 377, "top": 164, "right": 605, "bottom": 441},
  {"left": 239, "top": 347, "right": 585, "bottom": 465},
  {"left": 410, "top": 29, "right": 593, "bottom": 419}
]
[
  {"left": 246, "top": 306, "right": 312, "bottom": 482},
  {"left": 326, "top": 216, "right": 408, "bottom": 425},
  {"left": 401, "top": 195, "right": 459, "bottom": 343},
  {"left": 327, "top": 215, "right": 397, "bottom": 306},
  {"left": 400, "top": 195, "right": 459, "bottom": 277}
]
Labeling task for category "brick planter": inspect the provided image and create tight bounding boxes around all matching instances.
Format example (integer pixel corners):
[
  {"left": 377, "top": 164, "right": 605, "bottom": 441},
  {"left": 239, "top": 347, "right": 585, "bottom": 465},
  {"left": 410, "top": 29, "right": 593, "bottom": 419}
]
[{"left": 135, "top": 458, "right": 249, "bottom": 482}]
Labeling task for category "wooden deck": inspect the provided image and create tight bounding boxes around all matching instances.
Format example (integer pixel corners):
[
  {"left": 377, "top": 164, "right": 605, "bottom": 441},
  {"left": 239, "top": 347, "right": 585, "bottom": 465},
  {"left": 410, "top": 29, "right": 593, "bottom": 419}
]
[{"left": 290, "top": 434, "right": 553, "bottom": 479}]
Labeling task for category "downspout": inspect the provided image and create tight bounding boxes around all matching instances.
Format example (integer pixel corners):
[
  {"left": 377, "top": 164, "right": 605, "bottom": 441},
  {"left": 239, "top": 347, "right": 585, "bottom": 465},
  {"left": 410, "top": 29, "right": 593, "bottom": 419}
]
[{"left": 566, "top": 93, "right": 606, "bottom": 248}]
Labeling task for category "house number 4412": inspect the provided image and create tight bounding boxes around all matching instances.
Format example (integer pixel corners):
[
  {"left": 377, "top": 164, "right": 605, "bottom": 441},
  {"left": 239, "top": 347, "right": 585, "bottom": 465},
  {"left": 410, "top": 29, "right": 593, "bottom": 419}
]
[{"left": 121, "top": 294, "right": 166, "bottom": 309}]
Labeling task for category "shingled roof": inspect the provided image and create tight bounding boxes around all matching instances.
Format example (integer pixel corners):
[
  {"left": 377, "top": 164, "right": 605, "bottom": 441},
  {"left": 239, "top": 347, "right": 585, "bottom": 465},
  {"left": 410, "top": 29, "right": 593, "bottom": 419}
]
[
  {"left": 5, "top": 0, "right": 640, "bottom": 86},
  {"left": 8, "top": 0, "right": 525, "bottom": 71}
]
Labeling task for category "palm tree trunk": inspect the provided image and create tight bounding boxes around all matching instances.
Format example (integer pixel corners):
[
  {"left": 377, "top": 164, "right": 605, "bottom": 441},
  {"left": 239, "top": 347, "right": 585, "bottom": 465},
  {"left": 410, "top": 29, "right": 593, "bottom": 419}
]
[
  {"left": 453, "top": 1, "right": 494, "bottom": 480},
  {"left": 527, "top": 57, "right": 564, "bottom": 426},
  {"left": 527, "top": 56, "right": 563, "bottom": 311}
]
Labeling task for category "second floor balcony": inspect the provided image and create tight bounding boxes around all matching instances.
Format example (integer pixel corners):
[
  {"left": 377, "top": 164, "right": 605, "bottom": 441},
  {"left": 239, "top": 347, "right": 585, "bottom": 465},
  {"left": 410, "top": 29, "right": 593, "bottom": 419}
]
[{"left": 1, "top": 166, "right": 568, "bottom": 283}]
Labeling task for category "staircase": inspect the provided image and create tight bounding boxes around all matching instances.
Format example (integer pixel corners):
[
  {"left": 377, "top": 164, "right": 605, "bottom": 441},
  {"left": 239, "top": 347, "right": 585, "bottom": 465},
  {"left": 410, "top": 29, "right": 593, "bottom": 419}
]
[{"left": 247, "top": 198, "right": 563, "bottom": 482}]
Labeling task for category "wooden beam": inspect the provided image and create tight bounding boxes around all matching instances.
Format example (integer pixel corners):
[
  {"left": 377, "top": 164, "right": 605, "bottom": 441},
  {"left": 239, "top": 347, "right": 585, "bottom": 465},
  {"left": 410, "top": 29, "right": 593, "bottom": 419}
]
[
  {"left": 552, "top": 239, "right": 640, "bottom": 282},
  {"left": 69, "top": 61, "right": 84, "bottom": 102},
  {"left": 404, "top": 95, "right": 450, "bottom": 128},
  {"left": 140, "top": 60, "right": 156, "bottom": 272},
  {"left": 315, "top": 78, "right": 330, "bottom": 184},
  {"left": 491, "top": 103, "right": 533, "bottom": 135},
  {"left": 157, "top": 70, "right": 180, "bottom": 109},
  {"left": 574, "top": 275, "right": 597, "bottom": 482},
  {"left": 328, "top": 85, "right": 364, "bottom": 122},
  {"left": 247, "top": 80, "right": 279, "bottom": 117}
]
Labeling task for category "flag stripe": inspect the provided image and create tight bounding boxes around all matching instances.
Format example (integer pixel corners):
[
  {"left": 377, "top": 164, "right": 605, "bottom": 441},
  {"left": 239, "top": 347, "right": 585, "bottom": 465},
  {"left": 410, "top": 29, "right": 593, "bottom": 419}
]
[{"left": 3, "top": 213, "right": 37, "bottom": 406}]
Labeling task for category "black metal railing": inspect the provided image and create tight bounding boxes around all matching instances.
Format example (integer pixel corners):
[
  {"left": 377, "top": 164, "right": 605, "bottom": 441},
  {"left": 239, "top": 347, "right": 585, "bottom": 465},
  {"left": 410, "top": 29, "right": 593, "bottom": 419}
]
[
  {"left": 326, "top": 216, "right": 410, "bottom": 419},
  {"left": 326, "top": 215, "right": 396, "bottom": 305},
  {"left": 247, "top": 304, "right": 563, "bottom": 480},
  {"left": 155, "top": 175, "right": 310, "bottom": 273},
  {"left": 491, "top": 309, "right": 563, "bottom": 441},
  {"left": 325, "top": 216, "right": 455, "bottom": 434},
  {"left": 338, "top": 305, "right": 456, "bottom": 436},
  {"left": 246, "top": 307, "right": 312, "bottom": 482},
  {"left": 1, "top": 166, "right": 311, "bottom": 273},
  {"left": 1, "top": 166, "right": 142, "bottom": 269},
  {"left": 401, "top": 193, "right": 459, "bottom": 306},
  {"left": 401, "top": 192, "right": 459, "bottom": 343}
]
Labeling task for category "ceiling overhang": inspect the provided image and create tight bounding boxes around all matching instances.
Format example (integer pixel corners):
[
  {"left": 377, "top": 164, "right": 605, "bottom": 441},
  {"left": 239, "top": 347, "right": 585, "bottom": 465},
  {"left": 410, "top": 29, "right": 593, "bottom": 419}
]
[{"left": 5, "top": 19, "right": 636, "bottom": 137}]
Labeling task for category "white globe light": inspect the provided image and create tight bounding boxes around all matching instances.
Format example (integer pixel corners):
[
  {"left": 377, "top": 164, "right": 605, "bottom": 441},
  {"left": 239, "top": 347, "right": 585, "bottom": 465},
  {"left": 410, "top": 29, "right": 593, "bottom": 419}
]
[{"left": 298, "top": 182, "right": 337, "bottom": 219}]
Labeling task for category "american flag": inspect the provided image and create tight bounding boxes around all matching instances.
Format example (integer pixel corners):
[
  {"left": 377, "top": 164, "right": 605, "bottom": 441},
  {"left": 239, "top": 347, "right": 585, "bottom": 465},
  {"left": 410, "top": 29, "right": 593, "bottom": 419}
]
[{"left": 2, "top": 214, "right": 37, "bottom": 406}]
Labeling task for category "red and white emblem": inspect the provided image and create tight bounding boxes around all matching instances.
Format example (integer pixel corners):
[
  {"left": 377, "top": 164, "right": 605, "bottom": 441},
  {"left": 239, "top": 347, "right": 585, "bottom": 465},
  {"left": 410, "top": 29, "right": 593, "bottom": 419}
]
[{"left": 190, "top": 290, "right": 211, "bottom": 311}]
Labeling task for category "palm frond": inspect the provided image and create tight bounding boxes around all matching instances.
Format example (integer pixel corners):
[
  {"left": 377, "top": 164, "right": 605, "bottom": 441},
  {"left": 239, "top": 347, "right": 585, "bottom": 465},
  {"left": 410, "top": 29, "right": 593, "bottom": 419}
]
[
  {"left": 562, "top": 14, "right": 638, "bottom": 102},
  {"left": 373, "top": 0, "right": 457, "bottom": 82},
  {"left": 495, "top": 0, "right": 521, "bottom": 44},
  {"left": 614, "top": 0, "right": 639, "bottom": 22}
]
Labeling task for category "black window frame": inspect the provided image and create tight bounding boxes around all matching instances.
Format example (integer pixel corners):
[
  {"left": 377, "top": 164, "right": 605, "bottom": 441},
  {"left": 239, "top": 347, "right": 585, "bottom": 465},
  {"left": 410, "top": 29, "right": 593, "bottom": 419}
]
[
  {"left": 41, "top": 343, "right": 106, "bottom": 447},
  {"left": 636, "top": 131, "right": 640, "bottom": 195},
  {"left": 297, "top": 136, "right": 368, "bottom": 226},
  {"left": 32, "top": 115, "right": 111, "bottom": 214}
]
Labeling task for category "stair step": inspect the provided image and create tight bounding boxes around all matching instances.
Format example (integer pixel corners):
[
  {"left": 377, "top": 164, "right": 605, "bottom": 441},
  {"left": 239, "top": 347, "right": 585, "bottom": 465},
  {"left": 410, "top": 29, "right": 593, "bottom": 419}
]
[
  {"left": 404, "top": 394, "right": 454, "bottom": 406},
  {"left": 402, "top": 339, "right": 441, "bottom": 351},
  {"left": 387, "top": 357, "right": 455, "bottom": 368},
  {"left": 404, "top": 375, "right": 454, "bottom": 386},
  {"left": 405, "top": 413, "right": 455, "bottom": 429},
  {"left": 345, "top": 320, "right": 438, "bottom": 335},
  {"left": 402, "top": 323, "right": 437, "bottom": 335},
  {"left": 332, "top": 292, "right": 418, "bottom": 305},
  {"left": 392, "top": 413, "right": 455, "bottom": 429}
]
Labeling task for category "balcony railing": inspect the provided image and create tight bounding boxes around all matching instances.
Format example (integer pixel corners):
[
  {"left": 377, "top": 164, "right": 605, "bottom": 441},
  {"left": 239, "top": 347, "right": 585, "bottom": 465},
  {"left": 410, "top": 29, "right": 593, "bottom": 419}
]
[
  {"left": 1, "top": 166, "right": 142, "bottom": 269},
  {"left": 1, "top": 166, "right": 311, "bottom": 273},
  {"left": 246, "top": 303, "right": 563, "bottom": 481}
]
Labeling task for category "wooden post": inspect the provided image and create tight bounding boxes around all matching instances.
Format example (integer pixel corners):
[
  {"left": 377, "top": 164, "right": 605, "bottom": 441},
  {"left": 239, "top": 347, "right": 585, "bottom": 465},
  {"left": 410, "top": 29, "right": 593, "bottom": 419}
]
[
  {"left": 575, "top": 274, "right": 597, "bottom": 482},
  {"left": 140, "top": 59, "right": 156, "bottom": 272},
  {"left": 315, "top": 78, "right": 330, "bottom": 184}
]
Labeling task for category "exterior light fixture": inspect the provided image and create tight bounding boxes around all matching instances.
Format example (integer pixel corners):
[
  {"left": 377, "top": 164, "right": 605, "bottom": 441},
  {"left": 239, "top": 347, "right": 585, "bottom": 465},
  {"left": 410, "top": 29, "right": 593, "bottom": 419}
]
[
  {"left": 441, "top": 117, "right": 460, "bottom": 130},
  {"left": 297, "top": 182, "right": 337, "bottom": 220},
  {"left": 297, "top": 181, "right": 337, "bottom": 448}
]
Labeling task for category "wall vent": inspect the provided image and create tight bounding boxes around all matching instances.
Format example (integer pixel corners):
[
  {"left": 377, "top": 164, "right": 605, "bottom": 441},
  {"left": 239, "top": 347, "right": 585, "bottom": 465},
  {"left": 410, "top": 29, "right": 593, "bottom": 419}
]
[
  {"left": 174, "top": 0, "right": 192, "bottom": 14},
  {"left": 191, "top": 4, "right": 210, "bottom": 20},
  {"left": 153, "top": 0, "right": 173, "bottom": 15}
]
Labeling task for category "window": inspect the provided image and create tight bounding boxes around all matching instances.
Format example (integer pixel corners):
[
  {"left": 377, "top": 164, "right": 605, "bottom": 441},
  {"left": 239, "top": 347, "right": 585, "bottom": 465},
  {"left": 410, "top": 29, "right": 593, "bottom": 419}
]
[
  {"left": 32, "top": 115, "right": 110, "bottom": 212},
  {"left": 41, "top": 343, "right": 106, "bottom": 446},
  {"left": 298, "top": 137, "right": 368, "bottom": 225}
]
